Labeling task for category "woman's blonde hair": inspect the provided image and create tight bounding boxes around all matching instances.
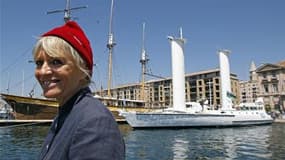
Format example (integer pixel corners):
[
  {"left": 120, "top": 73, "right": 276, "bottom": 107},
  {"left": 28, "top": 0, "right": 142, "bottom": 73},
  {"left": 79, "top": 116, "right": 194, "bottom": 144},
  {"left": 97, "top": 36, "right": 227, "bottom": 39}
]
[{"left": 33, "top": 36, "right": 92, "bottom": 87}]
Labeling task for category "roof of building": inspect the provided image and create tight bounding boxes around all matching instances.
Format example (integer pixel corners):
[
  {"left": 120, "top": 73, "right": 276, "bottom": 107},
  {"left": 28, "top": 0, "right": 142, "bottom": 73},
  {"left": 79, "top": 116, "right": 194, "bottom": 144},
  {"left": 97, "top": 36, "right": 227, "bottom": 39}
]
[
  {"left": 256, "top": 62, "right": 285, "bottom": 73},
  {"left": 277, "top": 60, "right": 285, "bottom": 67}
]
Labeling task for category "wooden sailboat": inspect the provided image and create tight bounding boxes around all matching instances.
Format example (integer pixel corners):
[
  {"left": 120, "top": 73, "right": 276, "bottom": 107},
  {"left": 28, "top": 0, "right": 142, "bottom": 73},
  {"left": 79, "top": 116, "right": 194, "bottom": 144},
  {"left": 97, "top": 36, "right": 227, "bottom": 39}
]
[
  {"left": 0, "top": 93, "right": 145, "bottom": 122},
  {"left": 0, "top": 0, "right": 146, "bottom": 123},
  {"left": 0, "top": 93, "right": 58, "bottom": 120}
]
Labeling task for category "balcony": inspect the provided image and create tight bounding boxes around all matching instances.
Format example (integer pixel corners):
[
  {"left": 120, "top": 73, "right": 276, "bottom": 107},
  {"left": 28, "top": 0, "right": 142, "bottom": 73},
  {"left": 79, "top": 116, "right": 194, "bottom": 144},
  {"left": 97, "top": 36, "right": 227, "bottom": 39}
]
[
  {"left": 261, "top": 78, "right": 269, "bottom": 83},
  {"left": 271, "top": 77, "right": 278, "bottom": 83}
]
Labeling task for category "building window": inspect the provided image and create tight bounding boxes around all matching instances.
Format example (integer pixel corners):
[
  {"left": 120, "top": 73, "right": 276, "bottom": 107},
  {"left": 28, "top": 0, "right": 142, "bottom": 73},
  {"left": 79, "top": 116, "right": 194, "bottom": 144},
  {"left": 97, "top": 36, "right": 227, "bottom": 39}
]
[
  {"left": 272, "top": 84, "right": 278, "bottom": 93},
  {"left": 216, "top": 92, "right": 220, "bottom": 98},
  {"left": 216, "top": 86, "right": 220, "bottom": 90},
  {"left": 253, "top": 93, "right": 257, "bottom": 99},
  {"left": 216, "top": 99, "right": 220, "bottom": 105},
  {"left": 215, "top": 79, "right": 219, "bottom": 83},
  {"left": 272, "top": 71, "right": 276, "bottom": 77},
  {"left": 198, "top": 81, "right": 202, "bottom": 85},
  {"left": 264, "top": 84, "right": 269, "bottom": 93},
  {"left": 199, "top": 87, "right": 202, "bottom": 92}
]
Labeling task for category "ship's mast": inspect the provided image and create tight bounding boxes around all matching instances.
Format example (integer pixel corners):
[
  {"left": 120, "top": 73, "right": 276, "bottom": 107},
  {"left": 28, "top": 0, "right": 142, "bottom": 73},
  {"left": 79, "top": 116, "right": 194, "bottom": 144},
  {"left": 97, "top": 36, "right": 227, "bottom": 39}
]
[
  {"left": 64, "top": 0, "right": 71, "bottom": 22},
  {"left": 107, "top": 0, "right": 116, "bottom": 97},
  {"left": 6, "top": 72, "right": 10, "bottom": 94},
  {"left": 47, "top": 0, "right": 87, "bottom": 23},
  {"left": 140, "top": 22, "right": 149, "bottom": 102}
]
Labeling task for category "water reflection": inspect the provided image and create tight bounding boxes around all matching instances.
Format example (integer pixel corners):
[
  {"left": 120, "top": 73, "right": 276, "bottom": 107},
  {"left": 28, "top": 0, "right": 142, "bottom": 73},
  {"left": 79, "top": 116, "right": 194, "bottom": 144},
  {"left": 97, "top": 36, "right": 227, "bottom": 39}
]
[
  {"left": 222, "top": 128, "right": 238, "bottom": 160},
  {"left": 268, "top": 123, "right": 285, "bottom": 159},
  {"left": 234, "top": 126, "right": 272, "bottom": 159},
  {"left": 220, "top": 126, "right": 273, "bottom": 160},
  {"left": 0, "top": 125, "right": 49, "bottom": 160},
  {"left": 122, "top": 124, "right": 285, "bottom": 160},
  {"left": 172, "top": 137, "right": 189, "bottom": 160},
  {"left": 0, "top": 124, "right": 284, "bottom": 160}
]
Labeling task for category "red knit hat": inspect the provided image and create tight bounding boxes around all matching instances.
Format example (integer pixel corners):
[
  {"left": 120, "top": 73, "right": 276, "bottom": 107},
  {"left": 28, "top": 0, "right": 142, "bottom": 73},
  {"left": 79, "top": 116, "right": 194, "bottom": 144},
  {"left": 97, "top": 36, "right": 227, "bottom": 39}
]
[{"left": 42, "top": 21, "right": 93, "bottom": 75}]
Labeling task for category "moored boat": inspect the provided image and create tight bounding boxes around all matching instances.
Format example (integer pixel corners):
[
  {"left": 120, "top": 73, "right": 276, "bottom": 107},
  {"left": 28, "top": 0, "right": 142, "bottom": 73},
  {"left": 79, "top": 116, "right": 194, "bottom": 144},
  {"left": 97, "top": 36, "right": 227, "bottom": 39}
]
[
  {"left": 121, "top": 98, "right": 273, "bottom": 128},
  {"left": 0, "top": 93, "right": 58, "bottom": 120},
  {"left": 0, "top": 93, "right": 146, "bottom": 122},
  {"left": 120, "top": 31, "right": 273, "bottom": 128}
]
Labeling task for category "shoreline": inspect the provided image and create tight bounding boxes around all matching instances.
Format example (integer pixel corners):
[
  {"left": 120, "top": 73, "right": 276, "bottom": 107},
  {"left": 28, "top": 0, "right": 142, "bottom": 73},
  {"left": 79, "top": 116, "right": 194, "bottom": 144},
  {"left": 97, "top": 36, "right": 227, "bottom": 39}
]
[{"left": 274, "top": 118, "right": 285, "bottom": 123}]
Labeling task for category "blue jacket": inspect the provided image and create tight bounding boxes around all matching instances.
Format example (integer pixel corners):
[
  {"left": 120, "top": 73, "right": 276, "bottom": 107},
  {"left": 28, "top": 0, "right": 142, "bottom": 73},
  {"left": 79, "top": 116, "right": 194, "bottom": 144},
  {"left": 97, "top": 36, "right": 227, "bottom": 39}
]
[{"left": 39, "top": 88, "right": 125, "bottom": 160}]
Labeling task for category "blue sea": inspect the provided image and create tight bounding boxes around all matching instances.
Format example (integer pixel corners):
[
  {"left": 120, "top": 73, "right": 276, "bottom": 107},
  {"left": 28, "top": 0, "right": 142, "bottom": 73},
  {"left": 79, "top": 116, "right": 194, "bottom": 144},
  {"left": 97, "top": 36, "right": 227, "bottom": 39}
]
[{"left": 0, "top": 123, "right": 285, "bottom": 160}]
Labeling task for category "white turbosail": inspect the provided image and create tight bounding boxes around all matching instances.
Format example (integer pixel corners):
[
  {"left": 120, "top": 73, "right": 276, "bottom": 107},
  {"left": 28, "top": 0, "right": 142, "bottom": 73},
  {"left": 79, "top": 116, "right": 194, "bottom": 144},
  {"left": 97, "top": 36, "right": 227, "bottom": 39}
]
[{"left": 120, "top": 30, "right": 273, "bottom": 128}]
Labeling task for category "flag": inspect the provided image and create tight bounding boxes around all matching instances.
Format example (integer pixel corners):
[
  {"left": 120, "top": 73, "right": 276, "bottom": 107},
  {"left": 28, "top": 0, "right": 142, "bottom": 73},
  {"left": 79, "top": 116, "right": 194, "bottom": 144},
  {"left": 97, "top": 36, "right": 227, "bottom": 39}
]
[{"left": 227, "top": 91, "right": 236, "bottom": 99}]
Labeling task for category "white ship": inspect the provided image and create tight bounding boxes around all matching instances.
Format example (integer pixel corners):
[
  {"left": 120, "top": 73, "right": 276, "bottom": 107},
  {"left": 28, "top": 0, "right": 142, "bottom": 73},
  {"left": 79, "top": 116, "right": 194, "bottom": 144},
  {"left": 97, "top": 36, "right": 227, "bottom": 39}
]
[{"left": 120, "top": 30, "right": 273, "bottom": 128}]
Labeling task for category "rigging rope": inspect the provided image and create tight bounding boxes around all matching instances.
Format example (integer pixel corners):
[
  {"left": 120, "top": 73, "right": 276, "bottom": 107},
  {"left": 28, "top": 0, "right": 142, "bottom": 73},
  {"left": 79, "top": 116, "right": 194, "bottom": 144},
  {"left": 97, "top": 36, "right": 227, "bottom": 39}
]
[{"left": 1, "top": 47, "right": 32, "bottom": 74}]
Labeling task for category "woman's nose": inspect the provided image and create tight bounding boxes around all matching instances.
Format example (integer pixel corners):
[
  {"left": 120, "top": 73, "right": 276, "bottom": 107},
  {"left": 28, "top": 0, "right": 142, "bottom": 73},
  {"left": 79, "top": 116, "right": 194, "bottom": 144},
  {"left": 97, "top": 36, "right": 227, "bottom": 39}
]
[{"left": 39, "top": 62, "right": 52, "bottom": 75}]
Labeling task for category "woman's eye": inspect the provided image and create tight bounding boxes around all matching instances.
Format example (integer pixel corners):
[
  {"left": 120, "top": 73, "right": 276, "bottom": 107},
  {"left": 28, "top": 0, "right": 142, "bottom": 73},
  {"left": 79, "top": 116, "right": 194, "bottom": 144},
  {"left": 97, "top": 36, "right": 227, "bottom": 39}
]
[
  {"left": 35, "top": 60, "right": 43, "bottom": 67},
  {"left": 51, "top": 59, "right": 63, "bottom": 66}
]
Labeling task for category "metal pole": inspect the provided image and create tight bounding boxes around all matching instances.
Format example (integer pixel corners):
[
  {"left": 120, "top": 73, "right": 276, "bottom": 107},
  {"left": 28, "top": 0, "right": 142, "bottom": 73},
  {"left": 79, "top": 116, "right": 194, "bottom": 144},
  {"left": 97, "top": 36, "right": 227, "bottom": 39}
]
[
  {"left": 107, "top": 0, "right": 116, "bottom": 97},
  {"left": 140, "top": 22, "right": 148, "bottom": 102},
  {"left": 7, "top": 72, "right": 10, "bottom": 94},
  {"left": 207, "top": 81, "right": 213, "bottom": 109},
  {"left": 22, "top": 70, "right": 25, "bottom": 96}
]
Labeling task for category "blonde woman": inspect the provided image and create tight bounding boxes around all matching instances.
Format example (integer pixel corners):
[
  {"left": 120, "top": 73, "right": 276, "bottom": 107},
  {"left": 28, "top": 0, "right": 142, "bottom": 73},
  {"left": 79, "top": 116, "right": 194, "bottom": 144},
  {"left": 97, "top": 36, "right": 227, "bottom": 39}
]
[{"left": 34, "top": 21, "right": 125, "bottom": 160}]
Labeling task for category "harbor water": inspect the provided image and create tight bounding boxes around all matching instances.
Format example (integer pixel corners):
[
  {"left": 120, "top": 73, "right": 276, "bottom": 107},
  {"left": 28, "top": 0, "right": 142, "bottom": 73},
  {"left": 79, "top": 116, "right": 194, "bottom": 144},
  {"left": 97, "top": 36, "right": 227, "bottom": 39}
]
[{"left": 0, "top": 123, "right": 284, "bottom": 160}]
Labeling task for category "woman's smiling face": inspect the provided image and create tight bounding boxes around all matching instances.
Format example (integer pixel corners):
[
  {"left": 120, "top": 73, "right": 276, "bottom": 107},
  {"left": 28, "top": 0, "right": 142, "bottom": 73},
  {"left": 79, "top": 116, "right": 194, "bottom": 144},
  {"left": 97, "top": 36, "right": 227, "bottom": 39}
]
[{"left": 34, "top": 50, "right": 85, "bottom": 105}]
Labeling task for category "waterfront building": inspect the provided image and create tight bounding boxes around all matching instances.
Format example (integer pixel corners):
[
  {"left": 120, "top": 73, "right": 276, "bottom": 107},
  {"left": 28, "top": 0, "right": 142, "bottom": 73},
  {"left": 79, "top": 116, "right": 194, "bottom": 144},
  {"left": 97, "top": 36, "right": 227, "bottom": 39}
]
[
  {"left": 96, "top": 68, "right": 240, "bottom": 109},
  {"left": 240, "top": 61, "right": 259, "bottom": 103},
  {"left": 185, "top": 69, "right": 240, "bottom": 109},
  {"left": 255, "top": 61, "right": 285, "bottom": 112},
  {"left": 240, "top": 60, "right": 285, "bottom": 112}
]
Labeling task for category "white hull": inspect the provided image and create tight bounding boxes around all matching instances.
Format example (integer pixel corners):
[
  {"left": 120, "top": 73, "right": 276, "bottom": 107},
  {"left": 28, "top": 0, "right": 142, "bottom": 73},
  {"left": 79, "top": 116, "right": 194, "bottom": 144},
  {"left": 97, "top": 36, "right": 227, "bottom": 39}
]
[
  {"left": 121, "top": 110, "right": 273, "bottom": 128},
  {"left": 121, "top": 32, "right": 274, "bottom": 128}
]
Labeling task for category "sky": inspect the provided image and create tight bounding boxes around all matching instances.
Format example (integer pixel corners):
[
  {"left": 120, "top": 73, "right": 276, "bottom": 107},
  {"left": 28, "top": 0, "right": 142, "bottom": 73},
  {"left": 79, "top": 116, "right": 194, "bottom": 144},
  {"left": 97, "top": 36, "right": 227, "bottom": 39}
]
[{"left": 1, "top": 0, "right": 285, "bottom": 98}]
